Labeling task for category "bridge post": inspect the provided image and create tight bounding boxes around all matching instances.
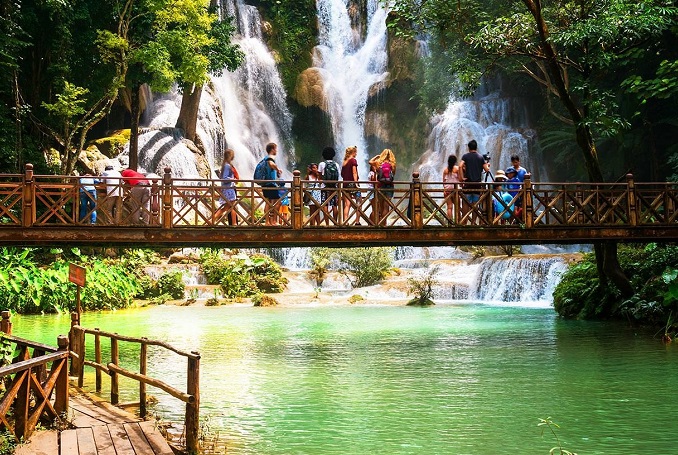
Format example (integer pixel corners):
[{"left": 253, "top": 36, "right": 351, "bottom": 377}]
[
  {"left": 55, "top": 335, "right": 70, "bottom": 415},
  {"left": 626, "top": 174, "right": 638, "bottom": 226},
  {"left": 292, "top": 170, "right": 303, "bottom": 230},
  {"left": 523, "top": 173, "right": 534, "bottom": 228},
  {"left": 186, "top": 351, "right": 201, "bottom": 455},
  {"left": 162, "top": 167, "right": 173, "bottom": 229},
  {"left": 22, "top": 163, "right": 35, "bottom": 227},
  {"left": 69, "top": 312, "right": 79, "bottom": 376},
  {"left": 411, "top": 172, "right": 423, "bottom": 229},
  {"left": 0, "top": 310, "right": 11, "bottom": 335}
]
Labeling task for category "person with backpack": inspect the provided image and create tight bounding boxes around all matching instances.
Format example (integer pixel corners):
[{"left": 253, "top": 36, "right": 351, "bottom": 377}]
[
  {"left": 318, "top": 146, "right": 339, "bottom": 225},
  {"left": 458, "top": 139, "right": 489, "bottom": 224},
  {"left": 369, "top": 149, "right": 397, "bottom": 226},
  {"left": 253, "top": 142, "right": 282, "bottom": 226},
  {"left": 341, "top": 146, "right": 362, "bottom": 225}
]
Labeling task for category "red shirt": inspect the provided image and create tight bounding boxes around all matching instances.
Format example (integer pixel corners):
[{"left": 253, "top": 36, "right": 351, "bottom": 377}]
[
  {"left": 121, "top": 169, "right": 148, "bottom": 186},
  {"left": 341, "top": 158, "right": 358, "bottom": 182}
]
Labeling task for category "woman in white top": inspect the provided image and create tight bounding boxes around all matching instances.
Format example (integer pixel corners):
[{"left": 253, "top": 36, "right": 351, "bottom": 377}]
[
  {"left": 443, "top": 155, "right": 460, "bottom": 223},
  {"left": 214, "top": 149, "right": 237, "bottom": 225}
]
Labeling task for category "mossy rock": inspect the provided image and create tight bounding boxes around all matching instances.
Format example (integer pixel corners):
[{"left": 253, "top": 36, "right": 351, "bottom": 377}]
[
  {"left": 348, "top": 294, "right": 364, "bottom": 304},
  {"left": 406, "top": 298, "right": 435, "bottom": 307},
  {"left": 90, "top": 129, "right": 131, "bottom": 158},
  {"left": 252, "top": 294, "right": 279, "bottom": 307}
]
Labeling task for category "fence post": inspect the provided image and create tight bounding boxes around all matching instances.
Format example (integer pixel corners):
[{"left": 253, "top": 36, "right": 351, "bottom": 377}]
[
  {"left": 94, "top": 328, "right": 102, "bottom": 393},
  {"left": 55, "top": 335, "right": 70, "bottom": 415},
  {"left": 485, "top": 184, "right": 494, "bottom": 225},
  {"left": 14, "top": 367, "right": 31, "bottom": 439},
  {"left": 185, "top": 352, "right": 201, "bottom": 455},
  {"left": 22, "top": 163, "right": 35, "bottom": 227},
  {"left": 69, "top": 313, "right": 79, "bottom": 376},
  {"left": 139, "top": 339, "right": 148, "bottom": 418},
  {"left": 162, "top": 167, "right": 173, "bottom": 229},
  {"left": 523, "top": 173, "right": 534, "bottom": 228},
  {"left": 292, "top": 170, "right": 303, "bottom": 230},
  {"left": 626, "top": 173, "right": 638, "bottom": 226},
  {"left": 411, "top": 172, "right": 423, "bottom": 229},
  {"left": 0, "top": 311, "right": 11, "bottom": 335},
  {"left": 110, "top": 336, "right": 119, "bottom": 405}
]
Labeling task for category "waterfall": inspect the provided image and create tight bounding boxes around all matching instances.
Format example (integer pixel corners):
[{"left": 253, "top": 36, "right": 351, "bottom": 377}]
[
  {"left": 415, "top": 83, "right": 540, "bottom": 183},
  {"left": 140, "top": 0, "right": 294, "bottom": 178},
  {"left": 313, "top": 0, "right": 389, "bottom": 165},
  {"left": 469, "top": 256, "right": 568, "bottom": 303}
]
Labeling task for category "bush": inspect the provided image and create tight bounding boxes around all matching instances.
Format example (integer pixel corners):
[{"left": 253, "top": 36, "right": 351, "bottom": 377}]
[
  {"left": 336, "top": 248, "right": 394, "bottom": 288},
  {"left": 407, "top": 265, "right": 439, "bottom": 307},
  {"left": 199, "top": 251, "right": 287, "bottom": 296},
  {"left": 252, "top": 294, "right": 279, "bottom": 307},
  {"left": 157, "top": 272, "right": 185, "bottom": 299},
  {"left": 308, "top": 248, "right": 332, "bottom": 286},
  {"left": 220, "top": 269, "right": 258, "bottom": 298},
  {"left": 553, "top": 244, "right": 678, "bottom": 325}
]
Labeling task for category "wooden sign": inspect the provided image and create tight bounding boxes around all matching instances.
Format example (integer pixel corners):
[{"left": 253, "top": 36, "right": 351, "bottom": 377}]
[{"left": 69, "top": 263, "right": 86, "bottom": 287}]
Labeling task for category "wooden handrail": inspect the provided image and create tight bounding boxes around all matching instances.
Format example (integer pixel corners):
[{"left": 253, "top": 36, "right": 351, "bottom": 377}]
[
  {"left": 0, "top": 351, "right": 68, "bottom": 377},
  {"left": 71, "top": 323, "right": 201, "bottom": 454},
  {"left": 2, "top": 335, "right": 59, "bottom": 353},
  {"left": 79, "top": 326, "right": 199, "bottom": 359}
]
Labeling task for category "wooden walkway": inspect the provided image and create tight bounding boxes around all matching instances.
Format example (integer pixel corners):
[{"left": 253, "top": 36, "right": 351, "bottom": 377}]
[{"left": 60, "top": 391, "right": 173, "bottom": 455}]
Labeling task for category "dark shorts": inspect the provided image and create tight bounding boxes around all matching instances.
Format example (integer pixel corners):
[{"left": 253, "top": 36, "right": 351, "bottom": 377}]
[
  {"left": 263, "top": 189, "right": 281, "bottom": 200},
  {"left": 343, "top": 182, "right": 362, "bottom": 199},
  {"left": 322, "top": 186, "right": 338, "bottom": 207}
]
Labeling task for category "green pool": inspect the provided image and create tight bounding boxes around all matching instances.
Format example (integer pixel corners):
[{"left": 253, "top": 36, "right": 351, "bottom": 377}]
[{"left": 10, "top": 304, "right": 677, "bottom": 454}]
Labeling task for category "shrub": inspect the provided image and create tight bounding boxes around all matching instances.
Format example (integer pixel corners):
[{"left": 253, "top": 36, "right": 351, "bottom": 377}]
[
  {"left": 308, "top": 248, "right": 332, "bottom": 286},
  {"left": 220, "top": 269, "right": 258, "bottom": 298},
  {"left": 407, "top": 265, "right": 439, "bottom": 307},
  {"left": 157, "top": 272, "right": 185, "bottom": 300},
  {"left": 252, "top": 294, "right": 279, "bottom": 307},
  {"left": 200, "top": 251, "right": 287, "bottom": 296},
  {"left": 336, "top": 248, "right": 394, "bottom": 288}
]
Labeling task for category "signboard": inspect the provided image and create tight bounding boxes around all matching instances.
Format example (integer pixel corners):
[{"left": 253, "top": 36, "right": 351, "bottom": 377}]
[{"left": 69, "top": 263, "right": 86, "bottom": 287}]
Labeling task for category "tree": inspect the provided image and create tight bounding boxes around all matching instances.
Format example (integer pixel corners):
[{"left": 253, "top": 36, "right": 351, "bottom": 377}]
[
  {"left": 125, "top": 0, "right": 244, "bottom": 169},
  {"left": 386, "top": 0, "right": 678, "bottom": 298},
  {"left": 336, "top": 247, "right": 394, "bottom": 288}
]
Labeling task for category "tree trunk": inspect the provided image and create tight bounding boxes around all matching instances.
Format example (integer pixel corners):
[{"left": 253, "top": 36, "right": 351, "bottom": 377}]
[
  {"left": 602, "top": 241, "right": 634, "bottom": 298},
  {"left": 175, "top": 84, "right": 203, "bottom": 143},
  {"left": 129, "top": 84, "right": 141, "bottom": 170}
]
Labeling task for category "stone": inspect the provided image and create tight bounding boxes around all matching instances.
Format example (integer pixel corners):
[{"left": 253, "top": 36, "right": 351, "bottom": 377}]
[
  {"left": 90, "top": 129, "right": 131, "bottom": 158},
  {"left": 294, "top": 68, "right": 328, "bottom": 110}
]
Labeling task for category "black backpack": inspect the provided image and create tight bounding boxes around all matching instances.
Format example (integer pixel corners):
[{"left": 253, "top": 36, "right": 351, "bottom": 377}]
[{"left": 322, "top": 160, "right": 339, "bottom": 182}]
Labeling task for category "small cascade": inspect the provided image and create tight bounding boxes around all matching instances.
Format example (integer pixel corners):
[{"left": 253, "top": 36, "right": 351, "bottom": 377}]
[
  {"left": 416, "top": 86, "right": 539, "bottom": 183},
  {"left": 470, "top": 255, "right": 569, "bottom": 303},
  {"left": 313, "top": 0, "right": 389, "bottom": 165}
]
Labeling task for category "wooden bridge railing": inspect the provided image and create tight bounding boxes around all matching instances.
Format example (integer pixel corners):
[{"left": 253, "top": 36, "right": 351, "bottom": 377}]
[
  {"left": 69, "top": 321, "right": 201, "bottom": 454},
  {"left": 0, "top": 311, "right": 69, "bottom": 442},
  {"left": 1, "top": 164, "right": 677, "bottom": 230}
]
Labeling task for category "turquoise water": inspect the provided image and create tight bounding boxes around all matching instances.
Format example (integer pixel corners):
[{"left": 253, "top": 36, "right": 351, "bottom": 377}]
[{"left": 11, "top": 304, "right": 678, "bottom": 454}]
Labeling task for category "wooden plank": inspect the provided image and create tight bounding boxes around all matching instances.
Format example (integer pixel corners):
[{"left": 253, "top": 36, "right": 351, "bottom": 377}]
[
  {"left": 75, "top": 428, "right": 97, "bottom": 455},
  {"left": 70, "top": 408, "right": 108, "bottom": 428},
  {"left": 59, "top": 430, "right": 79, "bottom": 455},
  {"left": 91, "top": 425, "right": 117, "bottom": 455},
  {"left": 108, "top": 424, "right": 135, "bottom": 455},
  {"left": 123, "top": 422, "right": 155, "bottom": 455},
  {"left": 70, "top": 394, "right": 139, "bottom": 426},
  {"left": 138, "top": 421, "right": 174, "bottom": 455},
  {"left": 16, "top": 430, "right": 58, "bottom": 455}
]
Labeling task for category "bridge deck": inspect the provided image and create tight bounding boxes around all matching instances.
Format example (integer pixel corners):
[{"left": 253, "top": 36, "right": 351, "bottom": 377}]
[{"left": 61, "top": 392, "right": 173, "bottom": 455}]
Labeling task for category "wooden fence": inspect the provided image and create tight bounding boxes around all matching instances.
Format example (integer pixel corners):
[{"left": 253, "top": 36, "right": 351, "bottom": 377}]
[
  {"left": 69, "top": 320, "right": 200, "bottom": 454},
  {"left": 1, "top": 164, "right": 676, "bottom": 230},
  {"left": 0, "top": 311, "right": 69, "bottom": 442}
]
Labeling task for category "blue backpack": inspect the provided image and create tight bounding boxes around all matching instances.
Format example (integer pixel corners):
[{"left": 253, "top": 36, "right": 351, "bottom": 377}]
[{"left": 254, "top": 157, "right": 276, "bottom": 186}]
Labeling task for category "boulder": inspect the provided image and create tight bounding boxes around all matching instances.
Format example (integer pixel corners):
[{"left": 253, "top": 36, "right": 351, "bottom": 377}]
[
  {"left": 294, "top": 68, "right": 328, "bottom": 111},
  {"left": 90, "top": 130, "right": 131, "bottom": 158}
]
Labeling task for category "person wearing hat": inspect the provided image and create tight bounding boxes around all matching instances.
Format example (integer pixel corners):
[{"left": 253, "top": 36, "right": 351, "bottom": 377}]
[
  {"left": 492, "top": 173, "right": 514, "bottom": 223},
  {"left": 505, "top": 167, "right": 524, "bottom": 220},
  {"left": 100, "top": 164, "right": 123, "bottom": 224}
]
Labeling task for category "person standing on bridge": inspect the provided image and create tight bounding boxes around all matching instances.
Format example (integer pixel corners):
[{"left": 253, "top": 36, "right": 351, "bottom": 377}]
[
  {"left": 122, "top": 168, "right": 150, "bottom": 224},
  {"left": 78, "top": 173, "right": 99, "bottom": 224},
  {"left": 458, "top": 140, "right": 489, "bottom": 223},
  {"left": 101, "top": 165, "right": 122, "bottom": 224},
  {"left": 318, "top": 147, "right": 339, "bottom": 226},
  {"left": 443, "top": 154, "right": 460, "bottom": 224},
  {"left": 261, "top": 143, "right": 282, "bottom": 226},
  {"left": 341, "top": 146, "right": 362, "bottom": 225},
  {"left": 369, "top": 149, "right": 397, "bottom": 226},
  {"left": 214, "top": 149, "right": 238, "bottom": 225}
]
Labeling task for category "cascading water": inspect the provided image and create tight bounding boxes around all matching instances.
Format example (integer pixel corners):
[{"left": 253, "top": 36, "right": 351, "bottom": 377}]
[
  {"left": 313, "top": 0, "right": 389, "bottom": 165},
  {"left": 139, "top": 0, "right": 294, "bottom": 178},
  {"left": 416, "top": 85, "right": 539, "bottom": 183},
  {"left": 470, "top": 256, "right": 569, "bottom": 303}
]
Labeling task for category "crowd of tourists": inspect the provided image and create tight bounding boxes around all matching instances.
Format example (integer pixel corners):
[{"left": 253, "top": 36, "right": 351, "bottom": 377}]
[{"left": 77, "top": 139, "right": 526, "bottom": 226}]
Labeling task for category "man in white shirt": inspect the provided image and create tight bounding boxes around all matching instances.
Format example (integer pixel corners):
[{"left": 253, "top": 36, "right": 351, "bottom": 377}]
[{"left": 100, "top": 165, "right": 123, "bottom": 224}]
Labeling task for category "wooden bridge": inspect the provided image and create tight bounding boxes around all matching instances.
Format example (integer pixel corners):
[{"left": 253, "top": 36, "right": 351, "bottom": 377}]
[{"left": 1, "top": 165, "right": 677, "bottom": 247}]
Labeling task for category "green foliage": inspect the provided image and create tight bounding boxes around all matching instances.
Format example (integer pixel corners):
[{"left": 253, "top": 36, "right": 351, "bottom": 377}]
[
  {"left": 554, "top": 244, "right": 678, "bottom": 324},
  {"left": 252, "top": 294, "right": 279, "bottom": 307},
  {"left": 336, "top": 248, "right": 394, "bottom": 288},
  {"left": 258, "top": 0, "right": 317, "bottom": 93},
  {"left": 308, "top": 248, "right": 333, "bottom": 286},
  {"left": 407, "top": 265, "right": 439, "bottom": 307},
  {"left": 157, "top": 272, "right": 185, "bottom": 300},
  {"left": 0, "top": 428, "right": 17, "bottom": 455},
  {"left": 0, "top": 247, "right": 141, "bottom": 314},
  {"left": 199, "top": 251, "right": 287, "bottom": 298}
]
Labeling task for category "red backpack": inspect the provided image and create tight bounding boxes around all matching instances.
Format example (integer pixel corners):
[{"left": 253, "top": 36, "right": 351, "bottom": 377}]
[{"left": 378, "top": 162, "right": 393, "bottom": 186}]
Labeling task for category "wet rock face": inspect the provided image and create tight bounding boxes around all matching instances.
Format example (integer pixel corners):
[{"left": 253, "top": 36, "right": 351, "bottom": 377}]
[{"left": 294, "top": 68, "right": 328, "bottom": 111}]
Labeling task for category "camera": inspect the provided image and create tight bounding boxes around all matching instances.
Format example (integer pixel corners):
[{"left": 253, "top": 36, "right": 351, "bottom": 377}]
[{"left": 483, "top": 153, "right": 491, "bottom": 163}]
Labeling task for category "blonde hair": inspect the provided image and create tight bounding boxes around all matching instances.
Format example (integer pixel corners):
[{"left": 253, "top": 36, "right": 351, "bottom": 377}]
[
  {"left": 343, "top": 146, "right": 357, "bottom": 165},
  {"left": 379, "top": 149, "right": 396, "bottom": 168}
]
